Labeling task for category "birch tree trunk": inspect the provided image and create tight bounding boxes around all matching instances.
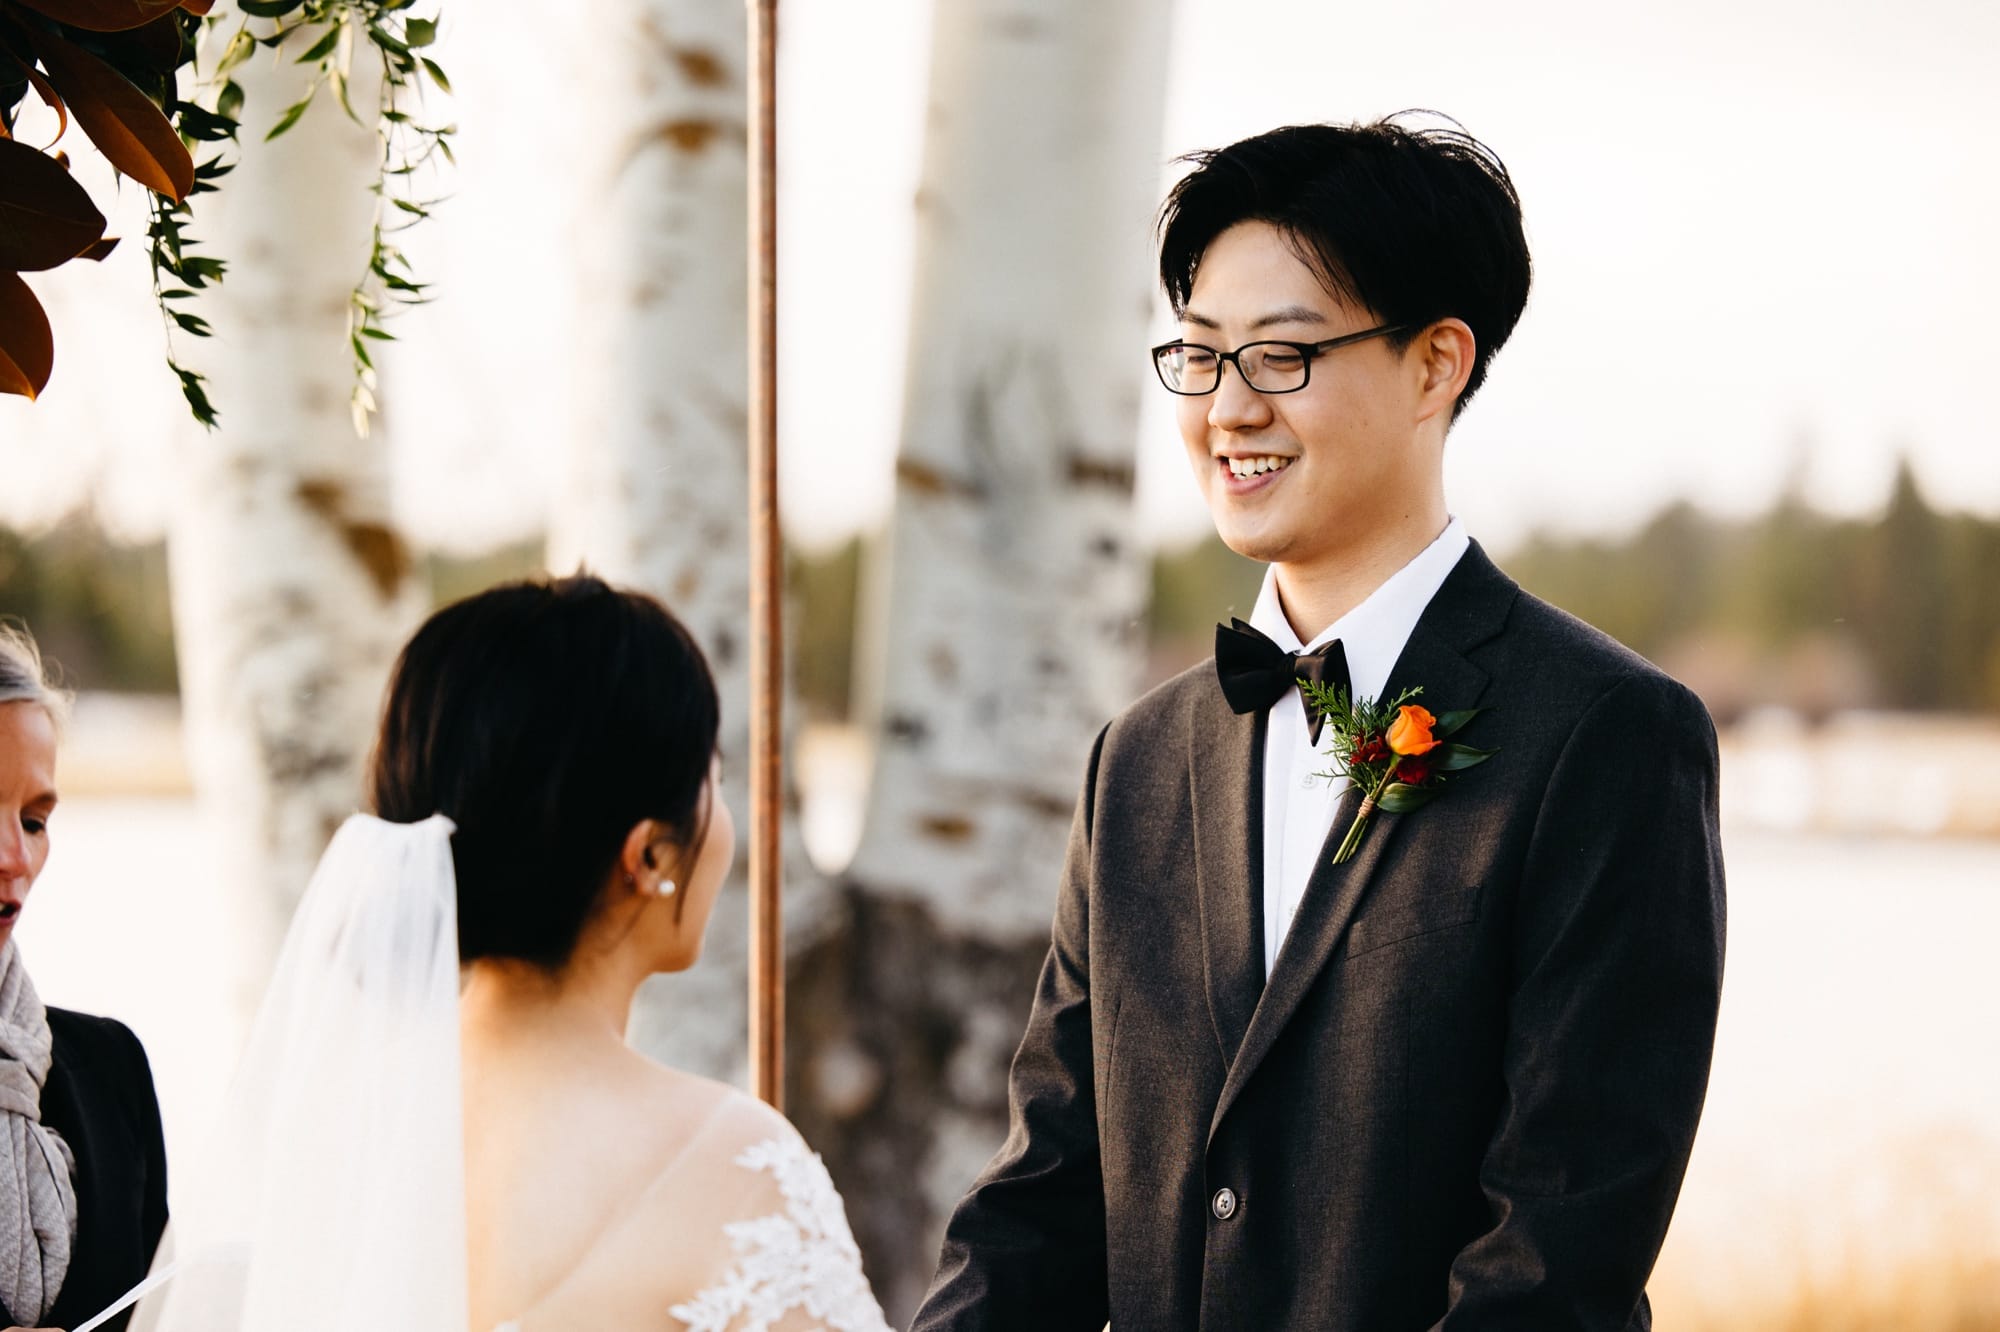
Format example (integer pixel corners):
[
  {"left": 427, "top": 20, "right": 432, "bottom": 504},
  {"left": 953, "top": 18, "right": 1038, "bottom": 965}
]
[
  {"left": 786, "top": 2, "right": 1172, "bottom": 1316},
  {"left": 168, "top": 40, "right": 423, "bottom": 995},
  {"left": 544, "top": 0, "right": 779, "bottom": 1083}
]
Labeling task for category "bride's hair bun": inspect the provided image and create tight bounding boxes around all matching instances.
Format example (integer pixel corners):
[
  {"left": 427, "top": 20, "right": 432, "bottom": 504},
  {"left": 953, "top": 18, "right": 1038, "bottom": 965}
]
[{"left": 368, "top": 573, "right": 720, "bottom": 967}]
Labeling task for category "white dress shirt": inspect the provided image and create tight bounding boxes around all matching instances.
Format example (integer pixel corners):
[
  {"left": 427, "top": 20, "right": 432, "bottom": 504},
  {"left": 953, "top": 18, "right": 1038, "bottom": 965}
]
[{"left": 1248, "top": 516, "right": 1472, "bottom": 976}]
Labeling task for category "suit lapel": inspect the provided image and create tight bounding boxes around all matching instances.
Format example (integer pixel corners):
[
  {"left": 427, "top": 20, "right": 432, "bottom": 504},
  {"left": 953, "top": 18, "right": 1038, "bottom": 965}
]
[
  {"left": 1208, "top": 542, "right": 1518, "bottom": 1140},
  {"left": 1188, "top": 692, "right": 1265, "bottom": 1068}
]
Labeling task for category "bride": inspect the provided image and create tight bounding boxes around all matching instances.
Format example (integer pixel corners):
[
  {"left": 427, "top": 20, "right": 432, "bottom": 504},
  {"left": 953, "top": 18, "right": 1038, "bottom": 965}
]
[{"left": 114, "top": 576, "right": 891, "bottom": 1332}]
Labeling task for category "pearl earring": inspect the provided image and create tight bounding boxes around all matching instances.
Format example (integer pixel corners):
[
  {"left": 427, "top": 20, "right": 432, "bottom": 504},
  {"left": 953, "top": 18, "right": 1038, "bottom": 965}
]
[{"left": 659, "top": 879, "right": 677, "bottom": 897}]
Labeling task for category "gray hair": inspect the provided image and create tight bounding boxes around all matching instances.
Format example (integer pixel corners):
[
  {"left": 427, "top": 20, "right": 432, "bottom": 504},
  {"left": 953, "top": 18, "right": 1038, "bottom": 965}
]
[{"left": 0, "top": 619, "right": 71, "bottom": 730}]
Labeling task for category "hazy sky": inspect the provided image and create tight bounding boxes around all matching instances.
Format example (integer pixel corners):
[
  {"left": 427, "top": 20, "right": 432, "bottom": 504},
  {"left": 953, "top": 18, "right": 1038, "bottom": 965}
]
[{"left": 4, "top": 0, "right": 1996, "bottom": 556}]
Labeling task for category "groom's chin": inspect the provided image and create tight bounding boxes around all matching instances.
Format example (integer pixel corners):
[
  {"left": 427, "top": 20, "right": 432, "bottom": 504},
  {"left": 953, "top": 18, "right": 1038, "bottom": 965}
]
[{"left": 1208, "top": 518, "right": 1288, "bottom": 568}]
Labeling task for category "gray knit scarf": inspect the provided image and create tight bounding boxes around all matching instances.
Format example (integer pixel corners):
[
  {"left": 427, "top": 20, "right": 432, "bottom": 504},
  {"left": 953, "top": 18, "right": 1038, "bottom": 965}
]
[{"left": 0, "top": 940, "right": 77, "bottom": 1325}]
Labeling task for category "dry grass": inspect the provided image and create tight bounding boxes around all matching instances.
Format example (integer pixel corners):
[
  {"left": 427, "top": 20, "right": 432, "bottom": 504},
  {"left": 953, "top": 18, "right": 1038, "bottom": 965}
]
[
  {"left": 1663, "top": 1259, "right": 2000, "bottom": 1332},
  {"left": 1653, "top": 1126, "right": 2000, "bottom": 1331}
]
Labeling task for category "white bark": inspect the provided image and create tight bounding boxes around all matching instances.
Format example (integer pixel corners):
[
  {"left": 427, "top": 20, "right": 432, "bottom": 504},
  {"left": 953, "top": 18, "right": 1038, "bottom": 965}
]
[
  {"left": 546, "top": 0, "right": 806, "bottom": 1084},
  {"left": 169, "top": 40, "right": 423, "bottom": 980},
  {"left": 849, "top": 0, "right": 1171, "bottom": 935},
  {"left": 801, "top": 1, "right": 1172, "bottom": 1316}
]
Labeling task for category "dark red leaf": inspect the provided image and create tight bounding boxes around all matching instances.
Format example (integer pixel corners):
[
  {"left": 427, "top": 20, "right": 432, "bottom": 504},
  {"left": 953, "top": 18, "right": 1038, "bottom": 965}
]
[
  {"left": 92, "top": 12, "right": 187, "bottom": 73},
  {"left": 77, "top": 234, "right": 118, "bottom": 259},
  {"left": 0, "top": 271, "right": 56, "bottom": 400},
  {"left": 22, "top": 64, "right": 71, "bottom": 149},
  {"left": 7, "top": 0, "right": 187, "bottom": 34},
  {"left": 0, "top": 136, "right": 107, "bottom": 270},
  {"left": 31, "top": 27, "right": 193, "bottom": 200}
]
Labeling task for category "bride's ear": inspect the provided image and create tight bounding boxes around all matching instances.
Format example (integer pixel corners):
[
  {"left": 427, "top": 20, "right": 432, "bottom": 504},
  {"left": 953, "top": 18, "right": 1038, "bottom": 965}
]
[{"left": 616, "top": 820, "right": 680, "bottom": 899}]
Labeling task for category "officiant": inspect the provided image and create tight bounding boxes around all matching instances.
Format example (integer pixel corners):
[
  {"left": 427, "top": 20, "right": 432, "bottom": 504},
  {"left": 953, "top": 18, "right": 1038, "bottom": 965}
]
[{"left": 0, "top": 623, "right": 168, "bottom": 1332}]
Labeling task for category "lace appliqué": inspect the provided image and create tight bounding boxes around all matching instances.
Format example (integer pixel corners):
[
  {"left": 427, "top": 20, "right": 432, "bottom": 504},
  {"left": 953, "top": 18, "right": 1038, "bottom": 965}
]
[{"left": 667, "top": 1136, "right": 890, "bottom": 1332}]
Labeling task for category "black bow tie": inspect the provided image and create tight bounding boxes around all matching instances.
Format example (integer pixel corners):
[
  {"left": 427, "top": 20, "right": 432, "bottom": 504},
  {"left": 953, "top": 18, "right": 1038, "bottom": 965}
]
[{"left": 1215, "top": 618, "right": 1352, "bottom": 746}]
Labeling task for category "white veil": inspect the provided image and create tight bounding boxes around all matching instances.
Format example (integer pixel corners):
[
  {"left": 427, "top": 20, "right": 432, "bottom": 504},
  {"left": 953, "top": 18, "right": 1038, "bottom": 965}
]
[{"left": 90, "top": 814, "right": 469, "bottom": 1332}]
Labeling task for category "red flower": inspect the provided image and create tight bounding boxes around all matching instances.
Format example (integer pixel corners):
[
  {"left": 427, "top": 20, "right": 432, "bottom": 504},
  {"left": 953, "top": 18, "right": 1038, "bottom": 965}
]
[
  {"left": 1352, "top": 735, "right": 1388, "bottom": 765},
  {"left": 1396, "top": 753, "right": 1440, "bottom": 785}
]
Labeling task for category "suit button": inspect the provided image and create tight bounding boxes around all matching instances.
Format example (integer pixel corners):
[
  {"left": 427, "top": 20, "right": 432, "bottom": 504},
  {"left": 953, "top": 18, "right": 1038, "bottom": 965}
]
[{"left": 1211, "top": 1187, "right": 1237, "bottom": 1220}]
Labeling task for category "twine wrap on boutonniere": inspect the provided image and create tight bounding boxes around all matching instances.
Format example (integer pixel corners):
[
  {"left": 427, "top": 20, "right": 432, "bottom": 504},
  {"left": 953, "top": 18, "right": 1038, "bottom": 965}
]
[{"left": 1298, "top": 682, "right": 1498, "bottom": 864}]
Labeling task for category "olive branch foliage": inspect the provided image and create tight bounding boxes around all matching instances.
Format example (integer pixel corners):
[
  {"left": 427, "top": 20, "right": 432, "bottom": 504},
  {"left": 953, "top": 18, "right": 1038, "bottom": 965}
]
[{"left": 155, "top": 0, "right": 452, "bottom": 431}]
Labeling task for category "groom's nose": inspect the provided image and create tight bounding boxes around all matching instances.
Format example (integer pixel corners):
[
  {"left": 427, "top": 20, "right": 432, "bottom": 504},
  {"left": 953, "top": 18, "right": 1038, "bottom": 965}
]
[{"left": 1208, "top": 364, "right": 1275, "bottom": 433}]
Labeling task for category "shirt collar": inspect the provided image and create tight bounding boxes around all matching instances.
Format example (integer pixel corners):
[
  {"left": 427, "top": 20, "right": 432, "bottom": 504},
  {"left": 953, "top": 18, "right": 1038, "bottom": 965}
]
[{"left": 1246, "top": 515, "right": 1471, "bottom": 703}]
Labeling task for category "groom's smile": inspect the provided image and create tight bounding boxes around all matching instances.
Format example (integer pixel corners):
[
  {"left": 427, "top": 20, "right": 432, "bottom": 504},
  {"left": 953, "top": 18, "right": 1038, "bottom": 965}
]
[{"left": 1175, "top": 219, "right": 1441, "bottom": 582}]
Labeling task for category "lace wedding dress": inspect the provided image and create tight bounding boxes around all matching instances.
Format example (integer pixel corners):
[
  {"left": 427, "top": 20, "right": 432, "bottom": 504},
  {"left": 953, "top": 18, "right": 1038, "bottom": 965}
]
[
  {"left": 80, "top": 816, "right": 890, "bottom": 1332},
  {"left": 496, "top": 1131, "right": 889, "bottom": 1332}
]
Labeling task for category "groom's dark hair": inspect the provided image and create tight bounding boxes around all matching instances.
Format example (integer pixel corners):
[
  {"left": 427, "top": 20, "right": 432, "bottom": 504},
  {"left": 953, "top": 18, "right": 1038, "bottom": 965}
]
[
  {"left": 369, "top": 574, "right": 721, "bottom": 969},
  {"left": 1157, "top": 112, "right": 1532, "bottom": 417}
]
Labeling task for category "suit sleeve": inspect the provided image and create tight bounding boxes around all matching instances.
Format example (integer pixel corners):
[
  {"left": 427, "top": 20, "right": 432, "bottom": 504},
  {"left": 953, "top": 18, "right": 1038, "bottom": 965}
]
[
  {"left": 1437, "top": 673, "right": 1726, "bottom": 1330},
  {"left": 911, "top": 725, "right": 1112, "bottom": 1331}
]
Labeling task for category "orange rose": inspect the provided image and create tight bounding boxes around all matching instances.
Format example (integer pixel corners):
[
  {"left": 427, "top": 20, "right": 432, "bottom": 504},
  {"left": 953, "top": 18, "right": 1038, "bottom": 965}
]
[{"left": 1386, "top": 704, "right": 1439, "bottom": 756}]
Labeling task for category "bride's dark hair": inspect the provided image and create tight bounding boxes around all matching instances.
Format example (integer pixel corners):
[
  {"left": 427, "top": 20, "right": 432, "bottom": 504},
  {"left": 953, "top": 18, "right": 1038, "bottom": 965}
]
[{"left": 368, "top": 574, "right": 720, "bottom": 968}]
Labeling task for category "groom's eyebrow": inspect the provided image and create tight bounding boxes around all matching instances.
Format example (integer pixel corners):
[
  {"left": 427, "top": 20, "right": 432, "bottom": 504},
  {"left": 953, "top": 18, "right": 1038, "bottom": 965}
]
[
  {"left": 1250, "top": 305, "right": 1328, "bottom": 329},
  {"left": 1179, "top": 305, "right": 1329, "bottom": 331}
]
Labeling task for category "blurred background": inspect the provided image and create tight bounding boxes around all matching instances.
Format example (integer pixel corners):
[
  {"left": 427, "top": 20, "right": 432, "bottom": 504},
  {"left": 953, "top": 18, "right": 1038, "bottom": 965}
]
[{"left": 4, "top": 0, "right": 1999, "bottom": 1326}]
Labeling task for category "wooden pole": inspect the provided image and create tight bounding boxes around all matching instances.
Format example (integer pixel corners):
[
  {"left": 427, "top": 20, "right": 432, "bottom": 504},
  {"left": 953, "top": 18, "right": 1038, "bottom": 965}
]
[{"left": 747, "top": 0, "right": 784, "bottom": 1111}]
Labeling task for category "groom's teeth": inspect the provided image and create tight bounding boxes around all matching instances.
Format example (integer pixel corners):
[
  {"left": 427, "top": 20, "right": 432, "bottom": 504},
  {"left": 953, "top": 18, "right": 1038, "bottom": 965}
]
[{"left": 1226, "top": 455, "right": 1293, "bottom": 478}]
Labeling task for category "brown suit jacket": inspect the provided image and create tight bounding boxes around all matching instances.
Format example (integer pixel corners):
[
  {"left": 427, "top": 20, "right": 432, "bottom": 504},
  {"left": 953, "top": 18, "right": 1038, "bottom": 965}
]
[{"left": 913, "top": 542, "right": 1726, "bottom": 1331}]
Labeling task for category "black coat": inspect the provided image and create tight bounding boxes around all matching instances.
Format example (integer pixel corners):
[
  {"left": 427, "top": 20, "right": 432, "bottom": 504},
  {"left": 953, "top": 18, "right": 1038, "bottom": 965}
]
[
  {"left": 914, "top": 542, "right": 1727, "bottom": 1331},
  {"left": 0, "top": 1008, "right": 168, "bottom": 1332}
]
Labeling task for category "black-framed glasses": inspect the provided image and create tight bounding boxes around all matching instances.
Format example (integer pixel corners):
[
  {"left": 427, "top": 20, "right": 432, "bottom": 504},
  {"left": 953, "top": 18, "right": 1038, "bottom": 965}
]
[{"left": 1150, "top": 323, "right": 1408, "bottom": 395}]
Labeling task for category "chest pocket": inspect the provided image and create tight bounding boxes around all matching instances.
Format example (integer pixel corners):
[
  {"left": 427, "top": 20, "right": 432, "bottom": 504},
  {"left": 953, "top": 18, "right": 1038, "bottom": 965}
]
[{"left": 1343, "top": 883, "right": 1483, "bottom": 958}]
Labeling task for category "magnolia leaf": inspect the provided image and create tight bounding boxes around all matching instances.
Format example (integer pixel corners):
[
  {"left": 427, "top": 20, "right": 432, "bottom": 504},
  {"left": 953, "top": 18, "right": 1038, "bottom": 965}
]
[
  {"left": 0, "top": 272, "right": 54, "bottom": 398},
  {"left": 8, "top": 0, "right": 186, "bottom": 33},
  {"left": 1435, "top": 744, "right": 1497, "bottom": 773},
  {"left": 93, "top": 12, "right": 187, "bottom": 71},
  {"left": 16, "top": 63, "right": 71, "bottom": 150},
  {"left": 1431, "top": 707, "right": 1486, "bottom": 740},
  {"left": 78, "top": 235, "right": 119, "bottom": 260},
  {"left": 0, "top": 137, "right": 108, "bottom": 270},
  {"left": 236, "top": 0, "right": 308, "bottom": 16},
  {"left": 33, "top": 30, "right": 194, "bottom": 199},
  {"left": 1375, "top": 783, "right": 1438, "bottom": 815},
  {"left": 178, "top": 0, "right": 214, "bottom": 13}
]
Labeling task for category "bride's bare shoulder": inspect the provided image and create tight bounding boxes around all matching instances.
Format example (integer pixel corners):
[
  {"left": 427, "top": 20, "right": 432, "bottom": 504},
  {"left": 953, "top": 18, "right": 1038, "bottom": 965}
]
[
  {"left": 510, "top": 1084, "right": 841, "bottom": 1329},
  {"left": 624, "top": 1061, "right": 796, "bottom": 1157}
]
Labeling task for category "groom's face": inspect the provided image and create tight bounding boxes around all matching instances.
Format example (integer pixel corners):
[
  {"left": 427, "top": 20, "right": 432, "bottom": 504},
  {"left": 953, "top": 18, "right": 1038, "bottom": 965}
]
[{"left": 1175, "top": 220, "right": 1431, "bottom": 569}]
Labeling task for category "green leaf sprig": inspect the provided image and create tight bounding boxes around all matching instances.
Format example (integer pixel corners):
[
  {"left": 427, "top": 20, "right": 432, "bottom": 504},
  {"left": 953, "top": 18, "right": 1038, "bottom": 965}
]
[
  {"left": 1300, "top": 680, "right": 1498, "bottom": 863},
  {"left": 198, "top": 0, "right": 453, "bottom": 435}
]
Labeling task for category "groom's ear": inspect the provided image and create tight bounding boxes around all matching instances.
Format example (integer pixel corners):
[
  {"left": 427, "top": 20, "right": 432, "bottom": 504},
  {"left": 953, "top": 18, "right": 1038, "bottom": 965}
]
[{"left": 1412, "top": 317, "right": 1476, "bottom": 426}]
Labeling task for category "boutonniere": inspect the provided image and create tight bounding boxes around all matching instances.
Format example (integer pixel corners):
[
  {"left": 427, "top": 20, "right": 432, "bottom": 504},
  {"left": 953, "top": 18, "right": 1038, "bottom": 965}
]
[{"left": 1299, "top": 683, "right": 1497, "bottom": 864}]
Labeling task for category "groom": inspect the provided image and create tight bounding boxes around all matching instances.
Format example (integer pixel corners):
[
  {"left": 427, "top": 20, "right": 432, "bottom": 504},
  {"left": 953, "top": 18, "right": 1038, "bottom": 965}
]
[{"left": 912, "top": 117, "right": 1725, "bottom": 1330}]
